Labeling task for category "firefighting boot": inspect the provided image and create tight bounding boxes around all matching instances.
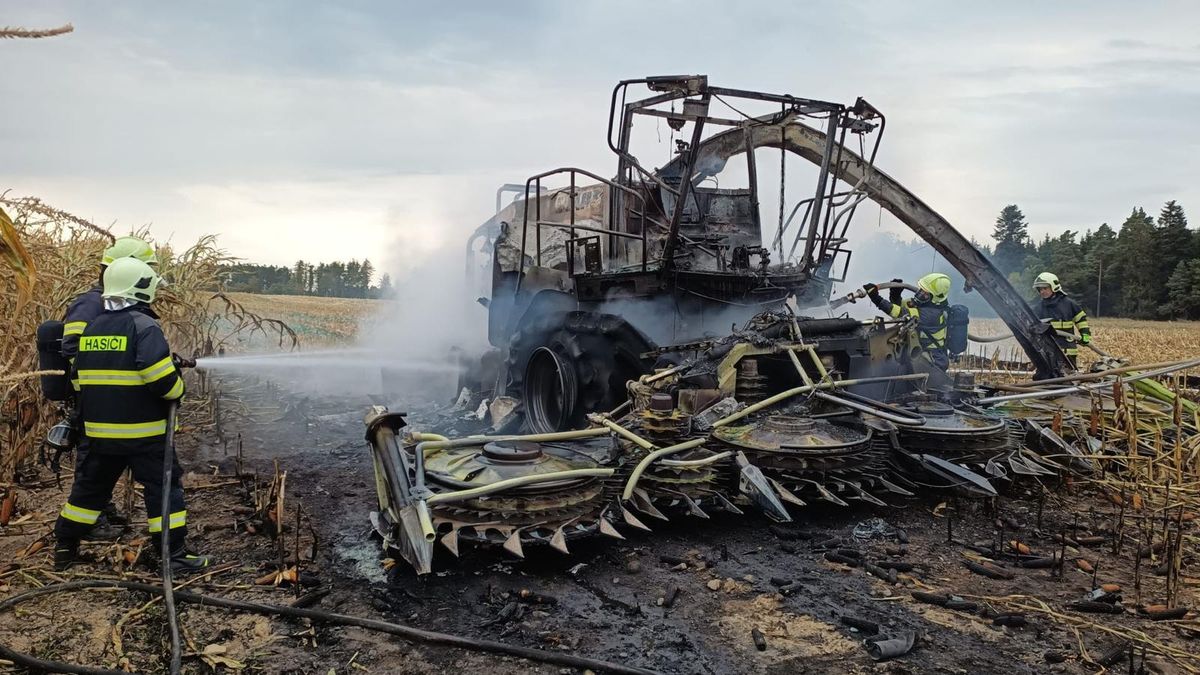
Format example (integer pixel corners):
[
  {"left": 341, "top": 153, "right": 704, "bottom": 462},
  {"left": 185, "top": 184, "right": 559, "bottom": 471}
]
[
  {"left": 54, "top": 541, "right": 80, "bottom": 572},
  {"left": 102, "top": 502, "right": 129, "bottom": 526},
  {"left": 169, "top": 546, "right": 214, "bottom": 575},
  {"left": 86, "top": 512, "right": 126, "bottom": 541}
]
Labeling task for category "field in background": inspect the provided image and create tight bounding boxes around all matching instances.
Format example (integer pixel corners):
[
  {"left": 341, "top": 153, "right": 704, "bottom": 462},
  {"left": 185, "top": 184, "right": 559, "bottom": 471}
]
[
  {"left": 226, "top": 292, "right": 382, "bottom": 348},
  {"left": 963, "top": 316, "right": 1200, "bottom": 367}
]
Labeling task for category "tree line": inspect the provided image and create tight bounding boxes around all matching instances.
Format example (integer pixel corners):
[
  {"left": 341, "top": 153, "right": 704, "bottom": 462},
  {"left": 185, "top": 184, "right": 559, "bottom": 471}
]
[
  {"left": 987, "top": 200, "right": 1194, "bottom": 319},
  {"left": 221, "top": 259, "right": 394, "bottom": 299}
]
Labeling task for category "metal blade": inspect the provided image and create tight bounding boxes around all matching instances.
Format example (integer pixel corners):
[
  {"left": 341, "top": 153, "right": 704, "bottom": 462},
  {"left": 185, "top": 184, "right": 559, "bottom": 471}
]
[
  {"left": 873, "top": 475, "right": 914, "bottom": 497},
  {"left": 680, "top": 493, "right": 710, "bottom": 519},
  {"left": 502, "top": 530, "right": 525, "bottom": 559},
  {"left": 767, "top": 478, "right": 807, "bottom": 507},
  {"left": 598, "top": 516, "right": 626, "bottom": 540},
  {"left": 621, "top": 504, "right": 652, "bottom": 531},
  {"left": 368, "top": 510, "right": 393, "bottom": 547},
  {"left": 801, "top": 478, "right": 848, "bottom": 506},
  {"left": 631, "top": 488, "right": 670, "bottom": 521},
  {"left": 984, "top": 457, "right": 1008, "bottom": 478},
  {"left": 917, "top": 453, "right": 998, "bottom": 497},
  {"left": 842, "top": 480, "right": 886, "bottom": 506},
  {"left": 440, "top": 527, "right": 461, "bottom": 557},
  {"left": 1027, "top": 419, "right": 1096, "bottom": 474},
  {"left": 712, "top": 491, "right": 744, "bottom": 515},
  {"left": 735, "top": 451, "right": 792, "bottom": 523},
  {"left": 549, "top": 526, "right": 569, "bottom": 555}
]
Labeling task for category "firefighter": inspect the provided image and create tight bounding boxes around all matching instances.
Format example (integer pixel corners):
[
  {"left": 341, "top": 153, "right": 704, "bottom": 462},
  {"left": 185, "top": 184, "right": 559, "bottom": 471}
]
[
  {"left": 1033, "top": 272, "right": 1090, "bottom": 368},
  {"left": 60, "top": 237, "right": 159, "bottom": 539},
  {"left": 864, "top": 273, "right": 952, "bottom": 370},
  {"left": 54, "top": 257, "right": 212, "bottom": 573}
]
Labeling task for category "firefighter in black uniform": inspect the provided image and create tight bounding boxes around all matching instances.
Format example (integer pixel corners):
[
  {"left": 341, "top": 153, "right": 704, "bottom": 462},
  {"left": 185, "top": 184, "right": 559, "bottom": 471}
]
[
  {"left": 1033, "top": 272, "right": 1091, "bottom": 369},
  {"left": 54, "top": 257, "right": 212, "bottom": 573},
  {"left": 59, "top": 237, "right": 159, "bottom": 539},
  {"left": 864, "top": 273, "right": 953, "bottom": 370}
]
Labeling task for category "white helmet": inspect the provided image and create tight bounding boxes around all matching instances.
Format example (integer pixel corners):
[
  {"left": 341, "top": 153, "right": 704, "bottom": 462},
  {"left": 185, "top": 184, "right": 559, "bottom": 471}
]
[
  {"left": 102, "top": 257, "right": 162, "bottom": 303},
  {"left": 1033, "top": 272, "right": 1061, "bottom": 294}
]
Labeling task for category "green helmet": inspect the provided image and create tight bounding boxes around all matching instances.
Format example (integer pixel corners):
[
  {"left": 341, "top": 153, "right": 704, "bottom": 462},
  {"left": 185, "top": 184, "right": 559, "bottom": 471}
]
[
  {"left": 917, "top": 273, "right": 951, "bottom": 303},
  {"left": 102, "top": 236, "right": 158, "bottom": 266},
  {"left": 102, "top": 257, "right": 162, "bottom": 304},
  {"left": 1033, "top": 272, "right": 1061, "bottom": 293}
]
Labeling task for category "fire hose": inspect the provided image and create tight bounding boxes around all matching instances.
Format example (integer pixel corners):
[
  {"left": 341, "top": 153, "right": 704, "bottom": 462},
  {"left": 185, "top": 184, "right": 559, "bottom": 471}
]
[
  {"left": 2, "top": 399, "right": 657, "bottom": 675},
  {"left": 0, "top": 580, "right": 660, "bottom": 675}
]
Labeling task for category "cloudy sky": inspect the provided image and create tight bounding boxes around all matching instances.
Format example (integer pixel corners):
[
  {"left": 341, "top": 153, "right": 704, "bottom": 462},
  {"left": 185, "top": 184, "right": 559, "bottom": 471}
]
[{"left": 4, "top": 1, "right": 1199, "bottom": 277}]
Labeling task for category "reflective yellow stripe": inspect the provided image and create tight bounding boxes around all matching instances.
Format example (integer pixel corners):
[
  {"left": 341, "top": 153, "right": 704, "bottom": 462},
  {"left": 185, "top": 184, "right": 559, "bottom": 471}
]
[
  {"left": 1075, "top": 321, "right": 1090, "bottom": 330},
  {"left": 60, "top": 502, "right": 101, "bottom": 525},
  {"left": 928, "top": 328, "right": 947, "bottom": 340},
  {"left": 84, "top": 419, "right": 167, "bottom": 439},
  {"left": 148, "top": 510, "right": 186, "bottom": 533},
  {"left": 1065, "top": 348, "right": 1079, "bottom": 355},
  {"left": 139, "top": 356, "right": 176, "bottom": 384},
  {"left": 79, "top": 335, "right": 128, "bottom": 352},
  {"left": 164, "top": 378, "right": 184, "bottom": 400},
  {"left": 63, "top": 321, "right": 87, "bottom": 336},
  {"left": 1073, "top": 311, "right": 1087, "bottom": 322},
  {"left": 888, "top": 304, "right": 902, "bottom": 318},
  {"left": 77, "top": 369, "right": 143, "bottom": 386}
]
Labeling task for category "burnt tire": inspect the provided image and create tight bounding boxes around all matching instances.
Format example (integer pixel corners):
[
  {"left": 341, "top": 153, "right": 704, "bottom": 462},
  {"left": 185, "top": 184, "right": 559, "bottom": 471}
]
[{"left": 505, "top": 311, "right": 654, "bottom": 432}]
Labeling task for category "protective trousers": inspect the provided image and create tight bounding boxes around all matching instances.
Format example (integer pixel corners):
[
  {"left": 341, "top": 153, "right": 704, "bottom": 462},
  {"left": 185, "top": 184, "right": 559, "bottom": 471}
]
[{"left": 55, "top": 446, "right": 187, "bottom": 548}]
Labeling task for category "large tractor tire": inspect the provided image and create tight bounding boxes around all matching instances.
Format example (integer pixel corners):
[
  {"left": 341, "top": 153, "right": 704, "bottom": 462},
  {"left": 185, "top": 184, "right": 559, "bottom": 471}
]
[{"left": 504, "top": 311, "right": 654, "bottom": 433}]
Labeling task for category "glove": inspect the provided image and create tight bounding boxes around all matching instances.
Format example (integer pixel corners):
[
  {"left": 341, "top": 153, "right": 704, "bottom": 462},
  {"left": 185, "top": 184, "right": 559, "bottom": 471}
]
[
  {"left": 888, "top": 279, "right": 904, "bottom": 305},
  {"left": 1080, "top": 333, "right": 1091, "bottom": 345},
  {"left": 890, "top": 278, "right": 903, "bottom": 284},
  {"left": 862, "top": 283, "right": 879, "bottom": 297}
]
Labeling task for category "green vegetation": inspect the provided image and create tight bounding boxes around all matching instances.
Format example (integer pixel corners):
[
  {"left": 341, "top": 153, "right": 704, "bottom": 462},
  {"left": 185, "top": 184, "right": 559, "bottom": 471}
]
[
  {"left": 221, "top": 259, "right": 393, "bottom": 299},
  {"left": 985, "top": 200, "right": 1197, "bottom": 319}
]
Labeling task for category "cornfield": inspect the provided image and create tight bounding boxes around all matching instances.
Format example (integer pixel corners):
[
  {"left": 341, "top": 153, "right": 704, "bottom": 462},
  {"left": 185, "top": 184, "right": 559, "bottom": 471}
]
[{"left": 0, "top": 195, "right": 293, "bottom": 481}]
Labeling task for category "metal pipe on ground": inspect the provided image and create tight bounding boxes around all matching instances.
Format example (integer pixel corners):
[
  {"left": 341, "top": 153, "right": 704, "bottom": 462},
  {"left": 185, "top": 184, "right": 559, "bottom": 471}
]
[{"left": 975, "top": 357, "right": 1200, "bottom": 405}]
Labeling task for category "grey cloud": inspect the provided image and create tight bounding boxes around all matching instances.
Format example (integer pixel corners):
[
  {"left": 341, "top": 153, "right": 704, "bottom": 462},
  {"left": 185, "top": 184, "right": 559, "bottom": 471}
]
[{"left": 2, "top": 1, "right": 1199, "bottom": 264}]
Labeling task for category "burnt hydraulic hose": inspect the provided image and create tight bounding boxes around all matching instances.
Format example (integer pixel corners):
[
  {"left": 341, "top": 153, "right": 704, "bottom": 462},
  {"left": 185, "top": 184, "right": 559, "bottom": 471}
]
[{"left": 0, "top": 580, "right": 660, "bottom": 675}]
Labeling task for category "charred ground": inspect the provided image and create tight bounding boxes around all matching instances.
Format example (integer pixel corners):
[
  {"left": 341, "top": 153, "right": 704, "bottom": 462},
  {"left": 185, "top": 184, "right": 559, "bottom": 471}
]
[{"left": 5, "top": 373, "right": 1194, "bottom": 674}]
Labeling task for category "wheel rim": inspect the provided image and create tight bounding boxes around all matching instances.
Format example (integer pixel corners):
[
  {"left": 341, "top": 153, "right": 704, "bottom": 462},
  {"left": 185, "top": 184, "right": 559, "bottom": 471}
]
[{"left": 524, "top": 346, "right": 578, "bottom": 432}]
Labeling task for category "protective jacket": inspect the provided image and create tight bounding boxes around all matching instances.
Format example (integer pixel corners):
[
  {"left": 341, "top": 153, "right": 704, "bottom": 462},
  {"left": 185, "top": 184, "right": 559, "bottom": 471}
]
[
  {"left": 61, "top": 286, "right": 103, "bottom": 363},
  {"left": 870, "top": 293, "right": 950, "bottom": 369},
  {"left": 1035, "top": 291, "right": 1090, "bottom": 359},
  {"left": 72, "top": 304, "right": 184, "bottom": 454}
]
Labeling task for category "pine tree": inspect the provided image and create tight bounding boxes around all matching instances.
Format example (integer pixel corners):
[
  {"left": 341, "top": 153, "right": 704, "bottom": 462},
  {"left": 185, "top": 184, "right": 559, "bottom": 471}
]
[
  {"left": 1166, "top": 259, "right": 1200, "bottom": 319},
  {"left": 1080, "top": 223, "right": 1118, "bottom": 316},
  {"left": 1154, "top": 200, "right": 1192, "bottom": 310},
  {"left": 991, "top": 204, "right": 1030, "bottom": 275},
  {"left": 1113, "top": 208, "right": 1159, "bottom": 318},
  {"left": 360, "top": 259, "right": 375, "bottom": 298}
]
